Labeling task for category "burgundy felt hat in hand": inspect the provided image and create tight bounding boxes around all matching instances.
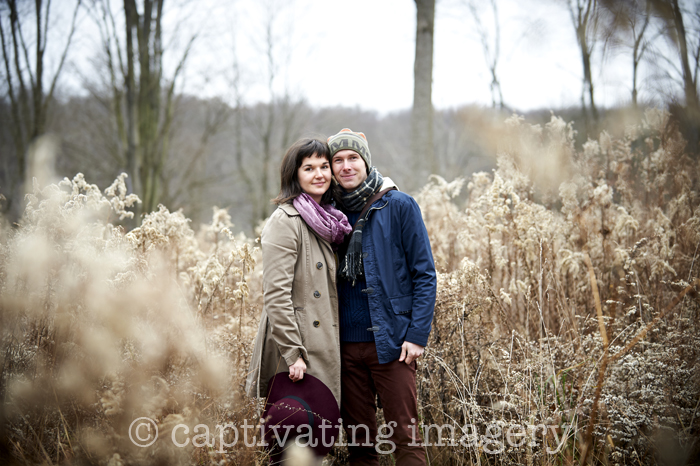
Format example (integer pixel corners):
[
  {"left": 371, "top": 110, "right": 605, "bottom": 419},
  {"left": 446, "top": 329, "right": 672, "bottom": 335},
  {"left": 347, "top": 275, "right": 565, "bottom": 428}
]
[{"left": 262, "top": 373, "right": 340, "bottom": 457}]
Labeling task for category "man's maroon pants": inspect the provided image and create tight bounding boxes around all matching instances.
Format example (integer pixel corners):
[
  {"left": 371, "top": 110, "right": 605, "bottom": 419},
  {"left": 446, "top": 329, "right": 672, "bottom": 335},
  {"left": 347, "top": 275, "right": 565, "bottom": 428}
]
[{"left": 340, "top": 342, "right": 426, "bottom": 465}]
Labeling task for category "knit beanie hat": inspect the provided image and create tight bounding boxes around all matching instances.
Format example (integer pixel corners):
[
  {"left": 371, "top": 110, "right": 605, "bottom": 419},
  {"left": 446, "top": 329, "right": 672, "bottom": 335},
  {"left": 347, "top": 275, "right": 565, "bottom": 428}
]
[{"left": 327, "top": 128, "right": 371, "bottom": 168}]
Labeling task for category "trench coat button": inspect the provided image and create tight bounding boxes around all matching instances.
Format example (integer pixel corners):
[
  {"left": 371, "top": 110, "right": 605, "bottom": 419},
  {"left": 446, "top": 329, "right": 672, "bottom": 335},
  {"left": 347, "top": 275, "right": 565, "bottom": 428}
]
[
  {"left": 316, "top": 262, "right": 323, "bottom": 269},
  {"left": 313, "top": 320, "right": 320, "bottom": 328},
  {"left": 313, "top": 291, "right": 321, "bottom": 298}
]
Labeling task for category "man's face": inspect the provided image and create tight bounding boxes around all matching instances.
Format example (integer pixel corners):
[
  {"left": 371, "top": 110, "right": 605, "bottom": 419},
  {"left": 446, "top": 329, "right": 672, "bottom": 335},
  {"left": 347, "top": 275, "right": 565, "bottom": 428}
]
[{"left": 331, "top": 149, "right": 368, "bottom": 191}]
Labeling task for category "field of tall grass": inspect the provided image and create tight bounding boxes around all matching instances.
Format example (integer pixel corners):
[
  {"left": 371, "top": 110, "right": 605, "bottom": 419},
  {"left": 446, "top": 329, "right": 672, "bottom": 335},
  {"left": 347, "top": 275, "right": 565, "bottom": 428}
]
[{"left": 1, "top": 110, "right": 698, "bottom": 465}]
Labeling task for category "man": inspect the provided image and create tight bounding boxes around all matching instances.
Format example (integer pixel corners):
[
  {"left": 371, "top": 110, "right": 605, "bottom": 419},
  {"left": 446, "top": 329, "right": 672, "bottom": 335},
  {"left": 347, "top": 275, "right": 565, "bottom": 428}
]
[{"left": 328, "top": 128, "right": 436, "bottom": 465}]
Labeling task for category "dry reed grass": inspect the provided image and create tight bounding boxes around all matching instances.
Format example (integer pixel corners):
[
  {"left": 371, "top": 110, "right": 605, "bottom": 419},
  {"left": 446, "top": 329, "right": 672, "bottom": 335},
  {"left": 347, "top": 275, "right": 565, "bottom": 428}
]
[
  {"left": 1, "top": 110, "right": 699, "bottom": 465},
  {"left": 415, "top": 110, "right": 700, "bottom": 466}
]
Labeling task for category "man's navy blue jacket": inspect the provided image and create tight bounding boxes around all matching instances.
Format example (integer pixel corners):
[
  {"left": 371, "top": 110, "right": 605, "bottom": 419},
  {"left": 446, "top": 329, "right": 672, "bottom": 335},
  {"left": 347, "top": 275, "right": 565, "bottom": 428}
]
[{"left": 341, "top": 189, "right": 437, "bottom": 364}]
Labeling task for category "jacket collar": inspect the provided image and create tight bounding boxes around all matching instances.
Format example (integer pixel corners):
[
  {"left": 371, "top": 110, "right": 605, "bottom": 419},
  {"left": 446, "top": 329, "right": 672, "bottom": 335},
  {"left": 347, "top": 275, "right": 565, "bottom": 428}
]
[
  {"left": 381, "top": 177, "right": 399, "bottom": 191},
  {"left": 279, "top": 201, "right": 333, "bottom": 249},
  {"left": 278, "top": 202, "right": 300, "bottom": 216}
]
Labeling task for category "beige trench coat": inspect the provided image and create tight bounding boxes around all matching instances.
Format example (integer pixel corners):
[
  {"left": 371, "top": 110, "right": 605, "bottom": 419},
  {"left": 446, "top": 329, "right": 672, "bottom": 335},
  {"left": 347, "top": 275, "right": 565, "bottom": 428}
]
[{"left": 245, "top": 203, "right": 341, "bottom": 405}]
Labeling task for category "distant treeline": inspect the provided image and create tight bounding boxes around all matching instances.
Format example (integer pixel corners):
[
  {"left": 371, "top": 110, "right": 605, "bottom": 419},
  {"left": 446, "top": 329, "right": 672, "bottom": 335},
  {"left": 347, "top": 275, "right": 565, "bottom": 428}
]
[{"left": 2, "top": 92, "right": 667, "bottom": 232}]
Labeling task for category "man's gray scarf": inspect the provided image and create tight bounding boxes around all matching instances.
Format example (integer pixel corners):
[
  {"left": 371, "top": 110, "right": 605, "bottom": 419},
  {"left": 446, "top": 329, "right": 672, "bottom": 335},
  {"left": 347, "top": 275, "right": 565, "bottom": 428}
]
[{"left": 337, "top": 167, "right": 384, "bottom": 285}]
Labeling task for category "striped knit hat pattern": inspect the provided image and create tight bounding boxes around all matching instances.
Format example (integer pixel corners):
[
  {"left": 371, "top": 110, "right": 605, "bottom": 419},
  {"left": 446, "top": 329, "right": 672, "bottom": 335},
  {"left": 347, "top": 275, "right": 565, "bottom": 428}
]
[{"left": 327, "top": 128, "right": 371, "bottom": 168}]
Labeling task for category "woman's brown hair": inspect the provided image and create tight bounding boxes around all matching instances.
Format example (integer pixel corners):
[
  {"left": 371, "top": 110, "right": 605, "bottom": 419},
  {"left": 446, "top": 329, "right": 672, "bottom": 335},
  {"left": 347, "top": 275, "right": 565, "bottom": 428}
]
[{"left": 272, "top": 138, "right": 333, "bottom": 205}]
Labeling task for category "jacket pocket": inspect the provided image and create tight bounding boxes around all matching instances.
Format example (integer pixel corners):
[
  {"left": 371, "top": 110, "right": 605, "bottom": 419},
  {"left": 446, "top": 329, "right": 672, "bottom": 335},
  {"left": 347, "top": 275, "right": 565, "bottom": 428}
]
[
  {"left": 389, "top": 295, "right": 412, "bottom": 315},
  {"left": 294, "top": 307, "right": 307, "bottom": 341}
]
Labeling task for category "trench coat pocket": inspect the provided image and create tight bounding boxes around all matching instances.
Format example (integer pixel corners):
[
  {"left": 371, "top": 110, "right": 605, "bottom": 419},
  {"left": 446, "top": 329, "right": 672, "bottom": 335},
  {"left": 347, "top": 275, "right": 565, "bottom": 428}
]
[{"left": 389, "top": 295, "right": 413, "bottom": 315}]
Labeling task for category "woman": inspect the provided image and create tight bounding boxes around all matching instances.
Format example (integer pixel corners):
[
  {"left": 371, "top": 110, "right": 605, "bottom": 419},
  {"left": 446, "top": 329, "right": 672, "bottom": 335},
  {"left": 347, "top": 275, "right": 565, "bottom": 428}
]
[{"left": 245, "top": 138, "right": 351, "bottom": 410}]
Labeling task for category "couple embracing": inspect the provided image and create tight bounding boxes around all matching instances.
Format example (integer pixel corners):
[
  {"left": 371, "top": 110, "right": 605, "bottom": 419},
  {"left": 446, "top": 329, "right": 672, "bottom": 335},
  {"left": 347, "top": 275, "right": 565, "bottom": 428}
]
[{"left": 245, "top": 129, "right": 437, "bottom": 465}]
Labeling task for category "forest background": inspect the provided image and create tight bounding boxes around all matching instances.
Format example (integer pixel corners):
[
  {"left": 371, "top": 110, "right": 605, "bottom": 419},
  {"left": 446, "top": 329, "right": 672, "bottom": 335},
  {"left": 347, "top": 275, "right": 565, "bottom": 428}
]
[{"left": 1, "top": 0, "right": 700, "bottom": 465}]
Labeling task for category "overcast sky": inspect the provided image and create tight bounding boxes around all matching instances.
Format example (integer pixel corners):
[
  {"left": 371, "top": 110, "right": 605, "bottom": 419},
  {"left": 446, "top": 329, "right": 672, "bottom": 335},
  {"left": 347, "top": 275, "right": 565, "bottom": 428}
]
[{"left": 62, "top": 0, "right": 660, "bottom": 115}]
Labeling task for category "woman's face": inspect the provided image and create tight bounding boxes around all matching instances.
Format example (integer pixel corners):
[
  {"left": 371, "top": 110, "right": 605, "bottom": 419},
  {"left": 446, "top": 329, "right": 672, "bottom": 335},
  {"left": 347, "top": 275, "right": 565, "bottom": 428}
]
[{"left": 297, "top": 154, "right": 331, "bottom": 204}]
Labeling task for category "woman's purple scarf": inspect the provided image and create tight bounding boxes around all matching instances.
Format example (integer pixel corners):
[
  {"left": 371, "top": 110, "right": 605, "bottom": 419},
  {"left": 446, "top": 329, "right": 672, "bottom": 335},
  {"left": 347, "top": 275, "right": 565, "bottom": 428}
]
[{"left": 293, "top": 193, "right": 351, "bottom": 245}]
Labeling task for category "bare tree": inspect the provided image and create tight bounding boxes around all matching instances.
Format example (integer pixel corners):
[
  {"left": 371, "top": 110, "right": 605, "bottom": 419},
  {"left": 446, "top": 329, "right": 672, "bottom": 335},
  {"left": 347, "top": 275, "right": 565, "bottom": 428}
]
[
  {"left": 88, "top": 0, "right": 197, "bottom": 216},
  {"left": 162, "top": 96, "right": 232, "bottom": 215},
  {"left": 466, "top": 0, "right": 505, "bottom": 110},
  {"left": 412, "top": 0, "right": 436, "bottom": 176},
  {"left": 565, "top": 0, "right": 600, "bottom": 129},
  {"left": 629, "top": 1, "right": 654, "bottom": 107},
  {"left": 228, "top": 42, "right": 256, "bottom": 224},
  {"left": 0, "top": 0, "right": 82, "bottom": 214},
  {"left": 599, "top": 0, "right": 656, "bottom": 108},
  {"left": 649, "top": 0, "right": 700, "bottom": 113},
  {"left": 232, "top": 0, "right": 309, "bottom": 226}
]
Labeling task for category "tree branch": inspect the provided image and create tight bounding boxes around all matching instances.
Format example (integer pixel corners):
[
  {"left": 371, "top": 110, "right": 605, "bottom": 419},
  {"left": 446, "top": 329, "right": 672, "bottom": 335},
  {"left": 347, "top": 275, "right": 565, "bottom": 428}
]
[
  {"left": 13, "top": 0, "right": 35, "bottom": 89},
  {"left": 43, "top": 0, "right": 82, "bottom": 120}
]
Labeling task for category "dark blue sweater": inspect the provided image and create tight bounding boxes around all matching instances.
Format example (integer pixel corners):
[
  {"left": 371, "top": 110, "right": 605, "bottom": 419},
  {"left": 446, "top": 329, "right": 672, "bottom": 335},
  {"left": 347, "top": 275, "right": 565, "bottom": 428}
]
[{"left": 337, "top": 210, "right": 375, "bottom": 342}]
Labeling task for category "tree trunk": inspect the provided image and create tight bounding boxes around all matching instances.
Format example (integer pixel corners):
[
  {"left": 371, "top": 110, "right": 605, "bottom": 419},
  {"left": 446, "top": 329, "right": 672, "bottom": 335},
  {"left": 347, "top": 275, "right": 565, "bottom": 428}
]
[
  {"left": 670, "top": 0, "right": 699, "bottom": 113},
  {"left": 631, "top": 1, "right": 651, "bottom": 109},
  {"left": 569, "top": 0, "right": 599, "bottom": 131},
  {"left": 648, "top": 0, "right": 700, "bottom": 154},
  {"left": 632, "top": 59, "right": 639, "bottom": 108},
  {"left": 119, "top": 0, "right": 185, "bottom": 215},
  {"left": 33, "top": 0, "right": 45, "bottom": 139},
  {"left": 581, "top": 35, "right": 599, "bottom": 121},
  {"left": 412, "top": 0, "right": 436, "bottom": 176},
  {"left": 578, "top": 0, "right": 599, "bottom": 122}
]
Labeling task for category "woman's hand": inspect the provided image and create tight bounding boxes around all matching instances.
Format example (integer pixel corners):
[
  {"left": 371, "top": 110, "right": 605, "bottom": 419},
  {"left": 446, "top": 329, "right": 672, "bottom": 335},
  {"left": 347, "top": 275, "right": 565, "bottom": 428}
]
[{"left": 289, "top": 357, "right": 307, "bottom": 382}]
